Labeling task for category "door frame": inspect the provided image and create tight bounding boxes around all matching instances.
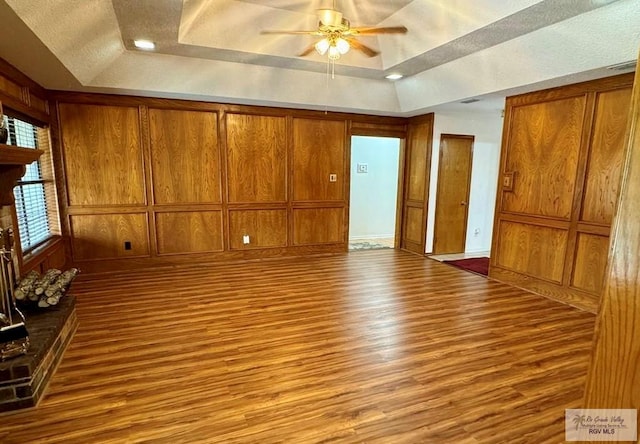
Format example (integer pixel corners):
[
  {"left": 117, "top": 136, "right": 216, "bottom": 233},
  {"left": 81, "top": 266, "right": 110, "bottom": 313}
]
[
  {"left": 348, "top": 126, "right": 406, "bottom": 250},
  {"left": 433, "top": 133, "right": 474, "bottom": 254}
]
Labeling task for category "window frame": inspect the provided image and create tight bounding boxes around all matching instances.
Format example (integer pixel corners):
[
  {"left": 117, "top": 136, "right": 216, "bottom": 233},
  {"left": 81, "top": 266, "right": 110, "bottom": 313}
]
[{"left": 2, "top": 110, "right": 59, "bottom": 254}]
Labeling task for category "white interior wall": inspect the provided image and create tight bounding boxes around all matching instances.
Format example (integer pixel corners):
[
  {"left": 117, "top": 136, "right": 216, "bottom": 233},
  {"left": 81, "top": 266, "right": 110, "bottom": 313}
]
[
  {"left": 349, "top": 136, "right": 401, "bottom": 240},
  {"left": 425, "top": 110, "right": 504, "bottom": 254}
]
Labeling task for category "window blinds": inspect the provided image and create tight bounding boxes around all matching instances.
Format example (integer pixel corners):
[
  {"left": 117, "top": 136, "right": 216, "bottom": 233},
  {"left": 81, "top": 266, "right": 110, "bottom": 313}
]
[{"left": 5, "top": 115, "right": 52, "bottom": 251}]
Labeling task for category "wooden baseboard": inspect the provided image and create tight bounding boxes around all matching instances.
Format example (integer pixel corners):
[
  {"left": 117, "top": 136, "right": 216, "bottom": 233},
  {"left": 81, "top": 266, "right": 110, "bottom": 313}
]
[
  {"left": 489, "top": 266, "right": 599, "bottom": 313},
  {"left": 72, "top": 244, "right": 349, "bottom": 274}
]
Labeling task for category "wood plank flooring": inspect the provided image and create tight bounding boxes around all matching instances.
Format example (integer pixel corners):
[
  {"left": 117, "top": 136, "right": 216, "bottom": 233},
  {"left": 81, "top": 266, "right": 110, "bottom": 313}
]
[{"left": 0, "top": 250, "right": 596, "bottom": 443}]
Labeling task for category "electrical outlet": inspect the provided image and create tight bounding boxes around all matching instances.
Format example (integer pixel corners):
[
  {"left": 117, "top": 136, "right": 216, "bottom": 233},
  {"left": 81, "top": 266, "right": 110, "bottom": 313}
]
[
  {"left": 124, "top": 241, "right": 132, "bottom": 250},
  {"left": 474, "top": 228, "right": 480, "bottom": 236},
  {"left": 243, "top": 235, "right": 250, "bottom": 245},
  {"left": 329, "top": 173, "right": 337, "bottom": 182}
]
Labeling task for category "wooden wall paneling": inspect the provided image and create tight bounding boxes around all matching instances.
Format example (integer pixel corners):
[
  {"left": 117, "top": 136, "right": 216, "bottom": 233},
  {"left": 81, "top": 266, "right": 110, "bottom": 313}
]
[
  {"left": 148, "top": 108, "right": 220, "bottom": 204},
  {"left": 44, "top": 242, "right": 67, "bottom": 270},
  {"left": 400, "top": 114, "right": 434, "bottom": 254},
  {"left": 47, "top": 90, "right": 410, "bottom": 268},
  {"left": 342, "top": 121, "right": 352, "bottom": 247},
  {"left": 560, "top": 92, "right": 597, "bottom": 291},
  {"left": 490, "top": 74, "right": 634, "bottom": 311},
  {"left": 502, "top": 96, "right": 586, "bottom": 219},
  {"left": 50, "top": 105, "right": 71, "bottom": 238},
  {"left": 138, "top": 106, "right": 158, "bottom": 257},
  {"left": 29, "top": 93, "right": 49, "bottom": 115},
  {"left": 394, "top": 139, "right": 407, "bottom": 248},
  {"left": 155, "top": 210, "right": 223, "bottom": 254},
  {"left": 292, "top": 207, "right": 344, "bottom": 245},
  {"left": 292, "top": 118, "right": 346, "bottom": 202},
  {"left": 286, "top": 115, "right": 294, "bottom": 248},
  {"left": 0, "top": 57, "right": 51, "bottom": 123},
  {"left": 350, "top": 121, "right": 407, "bottom": 138},
  {"left": 58, "top": 103, "right": 146, "bottom": 206},
  {"left": 571, "top": 232, "right": 610, "bottom": 295},
  {"left": 0, "top": 73, "right": 22, "bottom": 103},
  {"left": 495, "top": 220, "right": 568, "bottom": 283},
  {"left": 217, "top": 110, "right": 230, "bottom": 253},
  {"left": 403, "top": 206, "right": 424, "bottom": 245},
  {"left": 583, "top": 54, "right": 640, "bottom": 414},
  {"left": 580, "top": 87, "right": 632, "bottom": 225},
  {"left": 69, "top": 213, "right": 150, "bottom": 260},
  {"left": 228, "top": 209, "right": 287, "bottom": 249},
  {"left": 226, "top": 113, "right": 287, "bottom": 203}
]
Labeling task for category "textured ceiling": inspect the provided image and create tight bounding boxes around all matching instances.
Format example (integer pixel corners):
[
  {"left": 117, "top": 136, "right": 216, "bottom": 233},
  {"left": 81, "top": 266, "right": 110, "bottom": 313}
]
[{"left": 0, "top": 0, "right": 638, "bottom": 116}]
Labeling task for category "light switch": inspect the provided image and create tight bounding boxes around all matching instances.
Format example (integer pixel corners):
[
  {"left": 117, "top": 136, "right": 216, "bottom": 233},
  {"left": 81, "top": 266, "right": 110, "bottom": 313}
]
[
  {"left": 243, "top": 235, "right": 250, "bottom": 244},
  {"left": 357, "top": 163, "right": 368, "bottom": 173},
  {"left": 329, "top": 174, "right": 337, "bottom": 182}
]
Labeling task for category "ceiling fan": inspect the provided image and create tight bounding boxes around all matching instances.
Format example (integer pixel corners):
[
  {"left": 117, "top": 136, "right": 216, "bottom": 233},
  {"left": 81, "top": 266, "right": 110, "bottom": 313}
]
[{"left": 261, "top": 1, "right": 408, "bottom": 60}]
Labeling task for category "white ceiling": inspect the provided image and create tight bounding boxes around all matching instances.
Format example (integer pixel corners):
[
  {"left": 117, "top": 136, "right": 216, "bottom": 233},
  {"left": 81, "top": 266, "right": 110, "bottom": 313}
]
[{"left": 0, "top": 0, "right": 638, "bottom": 116}]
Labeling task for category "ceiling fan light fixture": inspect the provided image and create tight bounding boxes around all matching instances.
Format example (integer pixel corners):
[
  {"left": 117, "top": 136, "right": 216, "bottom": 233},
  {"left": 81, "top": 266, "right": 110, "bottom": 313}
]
[
  {"left": 328, "top": 45, "right": 341, "bottom": 60},
  {"left": 335, "top": 38, "right": 350, "bottom": 54},
  {"left": 315, "top": 38, "right": 330, "bottom": 55}
]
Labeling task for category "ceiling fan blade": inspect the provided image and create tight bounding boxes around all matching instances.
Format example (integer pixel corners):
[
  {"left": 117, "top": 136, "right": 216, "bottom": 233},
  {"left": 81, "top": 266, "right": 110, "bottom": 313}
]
[
  {"left": 298, "top": 44, "right": 317, "bottom": 57},
  {"left": 261, "top": 30, "right": 322, "bottom": 35},
  {"left": 347, "top": 39, "right": 379, "bottom": 58},
  {"left": 349, "top": 26, "right": 408, "bottom": 35}
]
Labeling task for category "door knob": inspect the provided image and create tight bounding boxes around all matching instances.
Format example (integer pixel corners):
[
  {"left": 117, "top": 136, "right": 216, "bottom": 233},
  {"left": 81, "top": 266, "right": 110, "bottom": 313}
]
[{"left": 461, "top": 201, "right": 467, "bottom": 205}]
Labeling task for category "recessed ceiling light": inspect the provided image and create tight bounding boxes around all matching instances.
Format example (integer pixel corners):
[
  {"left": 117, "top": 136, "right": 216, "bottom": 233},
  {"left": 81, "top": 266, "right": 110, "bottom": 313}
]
[
  {"left": 385, "top": 73, "right": 403, "bottom": 80},
  {"left": 133, "top": 40, "right": 155, "bottom": 50}
]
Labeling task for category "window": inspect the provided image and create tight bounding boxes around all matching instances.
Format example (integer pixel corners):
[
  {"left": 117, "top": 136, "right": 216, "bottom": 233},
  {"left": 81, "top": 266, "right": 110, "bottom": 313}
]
[{"left": 2, "top": 113, "right": 59, "bottom": 252}]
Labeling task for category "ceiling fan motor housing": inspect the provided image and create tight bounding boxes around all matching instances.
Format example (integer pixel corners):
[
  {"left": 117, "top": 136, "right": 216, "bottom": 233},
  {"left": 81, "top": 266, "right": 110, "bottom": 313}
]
[{"left": 317, "top": 8, "right": 344, "bottom": 27}]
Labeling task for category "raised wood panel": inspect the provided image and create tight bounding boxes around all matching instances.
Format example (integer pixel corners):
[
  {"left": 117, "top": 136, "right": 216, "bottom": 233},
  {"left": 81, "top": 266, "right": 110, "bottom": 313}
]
[
  {"left": 29, "top": 93, "right": 48, "bottom": 115},
  {"left": 293, "top": 208, "right": 343, "bottom": 245},
  {"left": 571, "top": 232, "right": 610, "bottom": 295},
  {"left": 495, "top": 221, "right": 568, "bottom": 283},
  {"left": 580, "top": 87, "right": 632, "bottom": 225},
  {"left": 403, "top": 206, "right": 424, "bottom": 245},
  {"left": 405, "top": 122, "right": 430, "bottom": 202},
  {"left": 0, "top": 73, "right": 22, "bottom": 101},
  {"left": 45, "top": 243, "right": 67, "bottom": 270},
  {"left": 70, "top": 213, "right": 149, "bottom": 260},
  {"left": 155, "top": 211, "right": 223, "bottom": 254},
  {"left": 226, "top": 114, "right": 286, "bottom": 203},
  {"left": 229, "top": 209, "right": 287, "bottom": 249},
  {"left": 502, "top": 96, "right": 585, "bottom": 219},
  {"left": 149, "top": 108, "right": 220, "bottom": 204},
  {"left": 292, "top": 119, "right": 345, "bottom": 201},
  {"left": 59, "top": 103, "right": 145, "bottom": 206}
]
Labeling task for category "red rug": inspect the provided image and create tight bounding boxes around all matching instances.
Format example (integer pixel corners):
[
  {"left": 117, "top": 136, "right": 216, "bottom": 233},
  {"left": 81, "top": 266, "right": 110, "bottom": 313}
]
[{"left": 442, "top": 257, "right": 489, "bottom": 276}]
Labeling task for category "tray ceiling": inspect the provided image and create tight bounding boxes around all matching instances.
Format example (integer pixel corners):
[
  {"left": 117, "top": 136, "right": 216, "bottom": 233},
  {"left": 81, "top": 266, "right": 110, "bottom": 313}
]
[{"left": 0, "top": 0, "right": 638, "bottom": 116}]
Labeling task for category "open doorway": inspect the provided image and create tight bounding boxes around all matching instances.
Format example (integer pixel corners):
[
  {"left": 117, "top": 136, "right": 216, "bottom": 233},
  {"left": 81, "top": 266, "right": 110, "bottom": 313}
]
[{"left": 348, "top": 136, "right": 401, "bottom": 251}]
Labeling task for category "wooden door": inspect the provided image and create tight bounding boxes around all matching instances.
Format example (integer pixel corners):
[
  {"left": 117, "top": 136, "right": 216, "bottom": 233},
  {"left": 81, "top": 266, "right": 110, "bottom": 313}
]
[
  {"left": 433, "top": 134, "right": 474, "bottom": 254},
  {"left": 400, "top": 114, "right": 434, "bottom": 254}
]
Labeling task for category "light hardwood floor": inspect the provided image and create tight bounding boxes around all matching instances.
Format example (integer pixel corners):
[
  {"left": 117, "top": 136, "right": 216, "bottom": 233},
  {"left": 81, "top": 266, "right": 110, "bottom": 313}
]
[{"left": 0, "top": 250, "right": 595, "bottom": 443}]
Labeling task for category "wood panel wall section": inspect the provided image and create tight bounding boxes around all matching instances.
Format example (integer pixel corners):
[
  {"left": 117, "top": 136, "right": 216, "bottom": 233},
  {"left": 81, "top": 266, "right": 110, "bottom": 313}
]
[
  {"left": 291, "top": 118, "right": 347, "bottom": 247},
  {"left": 583, "top": 52, "right": 640, "bottom": 418},
  {"left": 51, "top": 92, "right": 406, "bottom": 271},
  {"left": 400, "top": 114, "right": 434, "bottom": 254},
  {"left": 490, "top": 73, "right": 634, "bottom": 313}
]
